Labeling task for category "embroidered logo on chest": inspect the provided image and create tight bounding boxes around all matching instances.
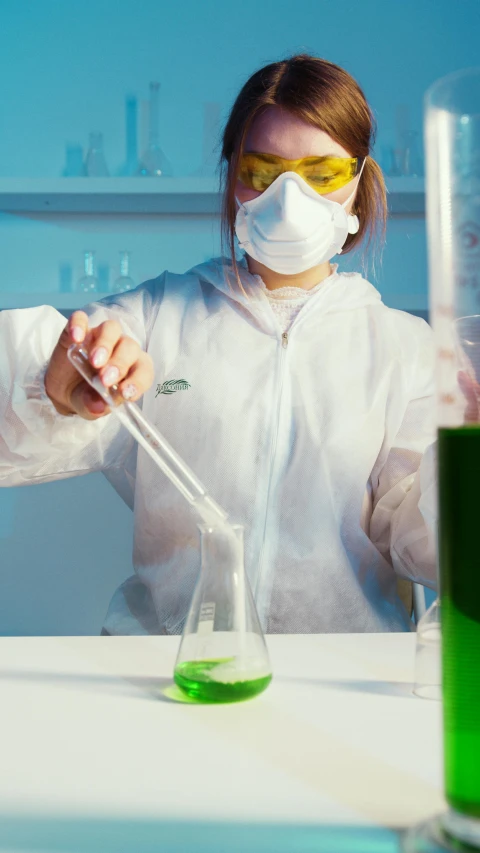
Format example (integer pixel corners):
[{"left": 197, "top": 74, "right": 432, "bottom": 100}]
[{"left": 155, "top": 379, "right": 191, "bottom": 397}]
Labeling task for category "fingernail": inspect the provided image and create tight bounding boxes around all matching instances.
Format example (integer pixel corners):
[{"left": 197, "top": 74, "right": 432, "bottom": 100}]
[
  {"left": 92, "top": 347, "right": 108, "bottom": 368},
  {"left": 102, "top": 366, "right": 120, "bottom": 386},
  {"left": 122, "top": 384, "right": 137, "bottom": 400},
  {"left": 71, "top": 326, "right": 84, "bottom": 342}
]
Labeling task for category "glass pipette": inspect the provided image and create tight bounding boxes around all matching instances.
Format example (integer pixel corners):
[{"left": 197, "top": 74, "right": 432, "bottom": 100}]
[{"left": 67, "top": 343, "right": 229, "bottom": 528}]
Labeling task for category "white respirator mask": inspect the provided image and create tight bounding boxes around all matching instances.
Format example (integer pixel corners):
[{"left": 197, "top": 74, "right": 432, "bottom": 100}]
[{"left": 234, "top": 157, "right": 366, "bottom": 275}]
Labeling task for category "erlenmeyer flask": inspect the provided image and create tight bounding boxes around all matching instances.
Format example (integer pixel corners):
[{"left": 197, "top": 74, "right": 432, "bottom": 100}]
[
  {"left": 174, "top": 523, "right": 272, "bottom": 703},
  {"left": 76, "top": 251, "right": 98, "bottom": 294},
  {"left": 111, "top": 251, "right": 135, "bottom": 294},
  {"left": 137, "top": 82, "right": 173, "bottom": 177}
]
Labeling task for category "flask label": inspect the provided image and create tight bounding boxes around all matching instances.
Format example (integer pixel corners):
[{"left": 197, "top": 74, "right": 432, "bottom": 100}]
[{"left": 198, "top": 602, "right": 215, "bottom": 635}]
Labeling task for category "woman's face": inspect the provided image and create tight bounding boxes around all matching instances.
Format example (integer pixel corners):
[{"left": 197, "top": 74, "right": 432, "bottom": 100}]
[{"left": 234, "top": 105, "right": 362, "bottom": 213}]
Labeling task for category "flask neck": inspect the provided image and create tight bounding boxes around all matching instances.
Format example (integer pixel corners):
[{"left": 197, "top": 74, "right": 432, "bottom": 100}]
[
  {"left": 198, "top": 523, "right": 245, "bottom": 579},
  {"left": 84, "top": 252, "right": 95, "bottom": 276},
  {"left": 119, "top": 252, "right": 130, "bottom": 277},
  {"left": 89, "top": 133, "right": 103, "bottom": 151},
  {"left": 149, "top": 82, "right": 160, "bottom": 146}
]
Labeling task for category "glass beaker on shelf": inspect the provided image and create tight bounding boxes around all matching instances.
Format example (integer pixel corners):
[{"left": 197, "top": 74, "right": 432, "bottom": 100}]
[
  {"left": 62, "top": 143, "right": 86, "bottom": 177},
  {"left": 111, "top": 251, "right": 135, "bottom": 294},
  {"left": 85, "top": 132, "right": 109, "bottom": 177},
  {"left": 174, "top": 523, "right": 272, "bottom": 703},
  {"left": 137, "top": 82, "right": 173, "bottom": 177},
  {"left": 76, "top": 251, "right": 98, "bottom": 294},
  {"left": 117, "top": 95, "right": 139, "bottom": 177}
]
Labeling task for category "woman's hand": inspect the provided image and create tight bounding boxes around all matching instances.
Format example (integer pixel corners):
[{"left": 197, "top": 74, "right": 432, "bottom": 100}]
[{"left": 44, "top": 310, "right": 155, "bottom": 419}]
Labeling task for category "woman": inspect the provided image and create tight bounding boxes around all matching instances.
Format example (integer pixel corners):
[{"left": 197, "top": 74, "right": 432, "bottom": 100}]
[{"left": 0, "top": 54, "right": 437, "bottom": 635}]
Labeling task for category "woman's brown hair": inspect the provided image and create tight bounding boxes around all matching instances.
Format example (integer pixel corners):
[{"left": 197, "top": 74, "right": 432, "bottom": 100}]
[{"left": 215, "top": 53, "right": 387, "bottom": 295}]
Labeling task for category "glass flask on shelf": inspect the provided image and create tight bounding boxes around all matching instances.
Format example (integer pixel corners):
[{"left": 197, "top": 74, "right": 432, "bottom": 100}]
[
  {"left": 76, "top": 251, "right": 98, "bottom": 294},
  {"left": 137, "top": 82, "right": 173, "bottom": 177},
  {"left": 85, "top": 132, "right": 109, "bottom": 177},
  {"left": 174, "top": 523, "right": 272, "bottom": 703},
  {"left": 111, "top": 251, "right": 135, "bottom": 294}
]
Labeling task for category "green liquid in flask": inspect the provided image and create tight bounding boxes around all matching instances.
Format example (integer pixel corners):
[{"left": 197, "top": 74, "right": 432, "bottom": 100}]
[
  {"left": 439, "top": 426, "right": 480, "bottom": 819},
  {"left": 174, "top": 659, "right": 272, "bottom": 703}
]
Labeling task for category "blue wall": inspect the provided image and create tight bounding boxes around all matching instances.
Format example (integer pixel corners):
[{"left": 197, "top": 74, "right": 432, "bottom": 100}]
[
  {"left": 0, "top": 0, "right": 472, "bottom": 632},
  {"left": 1, "top": 0, "right": 478, "bottom": 179}
]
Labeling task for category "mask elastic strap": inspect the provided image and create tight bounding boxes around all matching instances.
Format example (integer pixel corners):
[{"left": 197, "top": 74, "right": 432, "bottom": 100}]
[{"left": 342, "top": 155, "right": 367, "bottom": 209}]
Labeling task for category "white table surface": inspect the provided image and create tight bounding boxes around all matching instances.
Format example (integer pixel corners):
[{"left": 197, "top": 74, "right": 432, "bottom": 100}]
[{"left": 0, "top": 634, "right": 445, "bottom": 853}]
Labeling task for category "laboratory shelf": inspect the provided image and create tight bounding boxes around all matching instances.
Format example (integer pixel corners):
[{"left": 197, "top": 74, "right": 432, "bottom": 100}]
[
  {"left": 0, "top": 289, "right": 429, "bottom": 316},
  {"left": 0, "top": 176, "right": 425, "bottom": 215},
  {"left": 0, "top": 177, "right": 222, "bottom": 214},
  {"left": 0, "top": 292, "right": 94, "bottom": 313}
]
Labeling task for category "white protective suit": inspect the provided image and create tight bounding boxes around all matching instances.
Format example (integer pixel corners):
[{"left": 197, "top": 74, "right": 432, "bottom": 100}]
[{"left": 0, "top": 253, "right": 437, "bottom": 634}]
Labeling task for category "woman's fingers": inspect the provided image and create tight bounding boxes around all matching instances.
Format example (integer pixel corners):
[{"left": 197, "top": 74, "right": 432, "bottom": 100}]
[
  {"left": 97, "top": 335, "right": 141, "bottom": 388},
  {"left": 117, "top": 351, "right": 155, "bottom": 402},
  {"left": 67, "top": 311, "right": 89, "bottom": 344},
  {"left": 72, "top": 350, "right": 154, "bottom": 413},
  {"left": 88, "top": 319, "right": 124, "bottom": 368},
  {"left": 50, "top": 312, "right": 154, "bottom": 418}
]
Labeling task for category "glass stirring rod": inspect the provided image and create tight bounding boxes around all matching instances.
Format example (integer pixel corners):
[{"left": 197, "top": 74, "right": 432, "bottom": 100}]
[{"left": 67, "top": 343, "right": 229, "bottom": 528}]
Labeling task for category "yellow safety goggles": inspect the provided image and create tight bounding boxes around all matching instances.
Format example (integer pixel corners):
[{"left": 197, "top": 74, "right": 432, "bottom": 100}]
[{"left": 238, "top": 152, "right": 364, "bottom": 195}]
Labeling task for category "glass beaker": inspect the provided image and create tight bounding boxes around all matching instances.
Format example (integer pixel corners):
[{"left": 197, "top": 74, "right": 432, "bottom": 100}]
[
  {"left": 403, "top": 67, "right": 480, "bottom": 853},
  {"left": 174, "top": 523, "right": 272, "bottom": 703},
  {"left": 76, "top": 251, "right": 98, "bottom": 294},
  {"left": 62, "top": 143, "right": 86, "bottom": 177},
  {"left": 137, "top": 82, "right": 173, "bottom": 177},
  {"left": 117, "top": 95, "right": 139, "bottom": 177},
  {"left": 111, "top": 251, "right": 135, "bottom": 294},
  {"left": 413, "top": 598, "right": 441, "bottom": 701},
  {"left": 85, "top": 132, "right": 109, "bottom": 177}
]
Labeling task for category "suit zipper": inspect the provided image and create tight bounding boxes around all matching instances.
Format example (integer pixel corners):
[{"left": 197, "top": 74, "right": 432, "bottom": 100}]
[{"left": 255, "top": 329, "right": 289, "bottom": 621}]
